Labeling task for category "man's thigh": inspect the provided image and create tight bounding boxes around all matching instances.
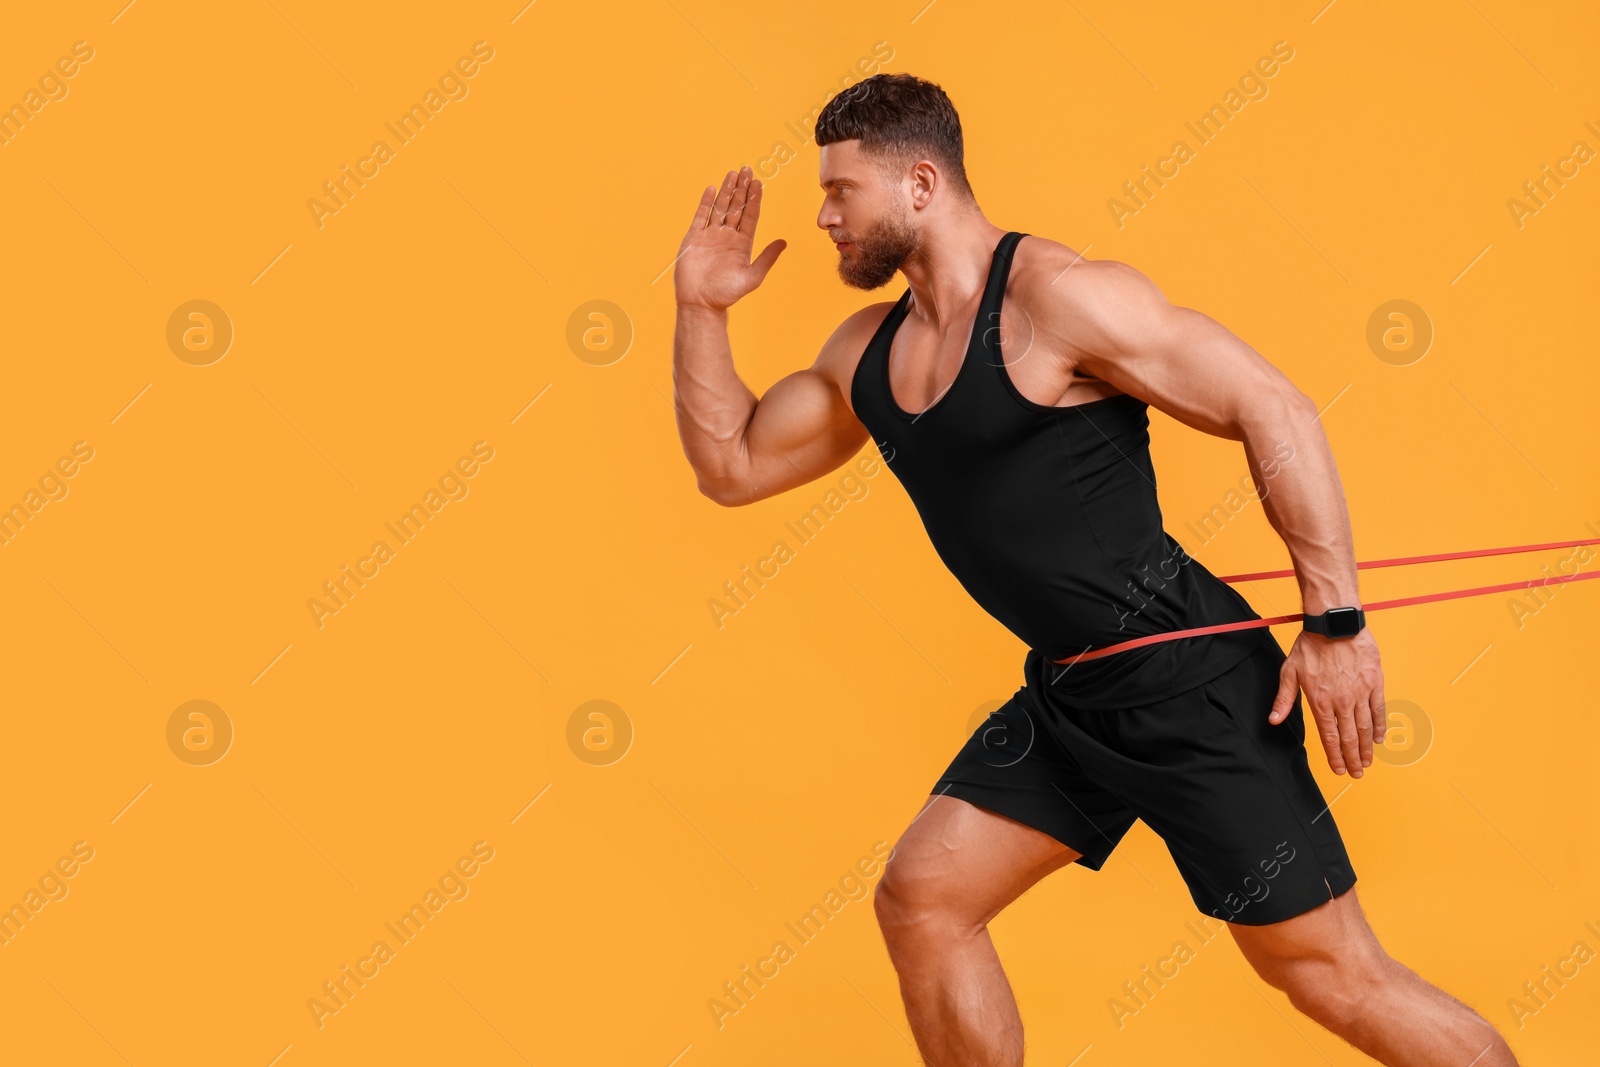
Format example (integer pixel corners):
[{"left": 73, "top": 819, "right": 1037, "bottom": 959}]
[
  {"left": 881, "top": 794, "right": 1082, "bottom": 927},
  {"left": 1226, "top": 882, "right": 1383, "bottom": 984}
]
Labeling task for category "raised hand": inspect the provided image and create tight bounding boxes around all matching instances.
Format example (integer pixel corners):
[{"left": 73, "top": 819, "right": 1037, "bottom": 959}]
[{"left": 674, "top": 165, "right": 787, "bottom": 311}]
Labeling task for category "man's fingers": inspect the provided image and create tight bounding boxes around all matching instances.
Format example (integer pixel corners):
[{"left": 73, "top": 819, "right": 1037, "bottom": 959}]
[
  {"left": 1371, "top": 687, "right": 1388, "bottom": 747},
  {"left": 1305, "top": 692, "right": 1347, "bottom": 775},
  {"left": 1353, "top": 696, "right": 1374, "bottom": 772},
  {"left": 690, "top": 184, "right": 715, "bottom": 231},
  {"left": 1267, "top": 665, "right": 1298, "bottom": 725},
  {"left": 738, "top": 177, "right": 764, "bottom": 236},
  {"left": 749, "top": 239, "right": 786, "bottom": 285},
  {"left": 1335, "top": 695, "right": 1362, "bottom": 778},
  {"left": 711, "top": 169, "right": 737, "bottom": 225},
  {"left": 727, "top": 166, "right": 753, "bottom": 229}
]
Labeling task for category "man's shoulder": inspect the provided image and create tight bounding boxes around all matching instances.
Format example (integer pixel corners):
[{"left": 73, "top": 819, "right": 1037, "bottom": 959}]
[
  {"left": 812, "top": 297, "right": 902, "bottom": 384},
  {"left": 837, "top": 297, "right": 902, "bottom": 335},
  {"left": 1009, "top": 234, "right": 1148, "bottom": 315}
]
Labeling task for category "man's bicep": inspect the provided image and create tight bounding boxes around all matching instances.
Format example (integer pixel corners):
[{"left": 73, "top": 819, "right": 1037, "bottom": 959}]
[
  {"left": 725, "top": 310, "right": 881, "bottom": 505},
  {"left": 737, "top": 366, "right": 867, "bottom": 499}
]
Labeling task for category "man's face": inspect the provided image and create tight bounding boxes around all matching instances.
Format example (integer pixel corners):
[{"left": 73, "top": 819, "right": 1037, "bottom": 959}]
[{"left": 817, "top": 141, "right": 921, "bottom": 291}]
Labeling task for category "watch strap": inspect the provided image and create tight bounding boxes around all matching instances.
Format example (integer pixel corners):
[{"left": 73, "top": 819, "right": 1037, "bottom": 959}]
[{"left": 1304, "top": 606, "right": 1366, "bottom": 638}]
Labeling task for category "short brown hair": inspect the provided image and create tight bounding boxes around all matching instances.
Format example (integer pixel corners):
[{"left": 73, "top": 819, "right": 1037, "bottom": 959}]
[{"left": 814, "top": 73, "right": 974, "bottom": 200}]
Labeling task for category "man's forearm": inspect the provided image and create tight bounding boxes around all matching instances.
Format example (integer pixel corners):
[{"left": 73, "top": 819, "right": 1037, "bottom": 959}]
[
  {"left": 1242, "top": 398, "right": 1361, "bottom": 615},
  {"left": 673, "top": 304, "right": 757, "bottom": 497}
]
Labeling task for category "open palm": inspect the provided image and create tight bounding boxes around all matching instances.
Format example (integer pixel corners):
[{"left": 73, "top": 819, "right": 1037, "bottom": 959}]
[{"left": 674, "top": 166, "right": 787, "bottom": 311}]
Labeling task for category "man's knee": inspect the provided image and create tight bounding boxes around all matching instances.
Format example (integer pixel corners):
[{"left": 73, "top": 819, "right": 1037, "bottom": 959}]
[
  {"left": 873, "top": 851, "right": 970, "bottom": 935},
  {"left": 872, "top": 856, "right": 928, "bottom": 930},
  {"left": 1251, "top": 944, "right": 1390, "bottom": 1028},
  {"left": 1230, "top": 887, "right": 1395, "bottom": 1028},
  {"left": 1271, "top": 958, "right": 1363, "bottom": 1025}
]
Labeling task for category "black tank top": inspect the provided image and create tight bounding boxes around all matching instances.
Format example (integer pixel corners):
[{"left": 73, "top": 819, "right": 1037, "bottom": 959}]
[{"left": 849, "top": 231, "right": 1271, "bottom": 711}]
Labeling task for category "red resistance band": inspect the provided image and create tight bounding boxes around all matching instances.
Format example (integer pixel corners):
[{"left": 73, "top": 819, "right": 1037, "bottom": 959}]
[{"left": 1052, "top": 537, "right": 1600, "bottom": 667}]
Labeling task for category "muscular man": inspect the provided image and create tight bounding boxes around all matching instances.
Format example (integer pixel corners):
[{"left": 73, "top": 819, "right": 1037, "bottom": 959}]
[{"left": 671, "top": 72, "right": 1518, "bottom": 1067}]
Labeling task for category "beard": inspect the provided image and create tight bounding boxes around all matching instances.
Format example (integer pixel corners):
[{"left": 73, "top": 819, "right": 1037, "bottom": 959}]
[{"left": 835, "top": 208, "right": 921, "bottom": 290}]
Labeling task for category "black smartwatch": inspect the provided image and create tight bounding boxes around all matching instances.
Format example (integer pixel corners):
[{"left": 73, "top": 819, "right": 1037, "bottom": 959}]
[{"left": 1302, "top": 606, "right": 1366, "bottom": 638}]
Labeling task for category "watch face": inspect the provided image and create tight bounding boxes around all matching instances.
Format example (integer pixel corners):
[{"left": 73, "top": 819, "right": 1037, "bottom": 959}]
[{"left": 1326, "top": 607, "right": 1363, "bottom": 638}]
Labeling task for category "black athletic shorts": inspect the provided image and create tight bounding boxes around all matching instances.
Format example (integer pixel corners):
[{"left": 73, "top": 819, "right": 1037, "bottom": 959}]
[{"left": 934, "top": 633, "right": 1358, "bottom": 926}]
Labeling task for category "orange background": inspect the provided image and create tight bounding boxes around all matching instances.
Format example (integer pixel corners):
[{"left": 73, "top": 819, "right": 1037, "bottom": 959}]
[{"left": 0, "top": 1, "right": 1595, "bottom": 1064}]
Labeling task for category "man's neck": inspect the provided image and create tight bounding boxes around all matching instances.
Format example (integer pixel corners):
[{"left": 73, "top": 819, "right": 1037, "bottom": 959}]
[{"left": 898, "top": 218, "right": 1010, "bottom": 331}]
